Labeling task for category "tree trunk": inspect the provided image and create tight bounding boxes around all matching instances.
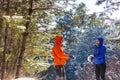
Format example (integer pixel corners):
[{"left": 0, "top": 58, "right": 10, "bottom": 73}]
[
  {"left": 1, "top": 0, "right": 10, "bottom": 80},
  {"left": 1, "top": 24, "right": 9, "bottom": 80},
  {"left": 15, "top": 0, "right": 33, "bottom": 78}
]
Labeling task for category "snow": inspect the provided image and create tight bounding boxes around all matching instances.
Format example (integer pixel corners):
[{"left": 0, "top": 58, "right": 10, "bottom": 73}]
[
  {"left": 17, "top": 26, "right": 26, "bottom": 30},
  {"left": 12, "top": 78, "right": 35, "bottom": 80},
  {"left": 3, "top": 15, "right": 23, "bottom": 19},
  {"left": 31, "top": 62, "right": 51, "bottom": 67},
  {"left": 12, "top": 16, "right": 23, "bottom": 19},
  {"left": 38, "top": 27, "right": 46, "bottom": 31}
]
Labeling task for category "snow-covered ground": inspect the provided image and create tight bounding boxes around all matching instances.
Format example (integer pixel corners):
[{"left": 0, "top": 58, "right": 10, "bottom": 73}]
[{"left": 12, "top": 78, "right": 35, "bottom": 80}]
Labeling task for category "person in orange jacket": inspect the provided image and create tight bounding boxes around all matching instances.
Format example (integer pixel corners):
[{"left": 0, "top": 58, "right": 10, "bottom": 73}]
[{"left": 52, "top": 36, "right": 73, "bottom": 80}]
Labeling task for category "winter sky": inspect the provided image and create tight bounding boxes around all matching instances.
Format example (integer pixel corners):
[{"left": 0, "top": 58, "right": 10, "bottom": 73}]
[{"left": 75, "top": 0, "right": 120, "bottom": 19}]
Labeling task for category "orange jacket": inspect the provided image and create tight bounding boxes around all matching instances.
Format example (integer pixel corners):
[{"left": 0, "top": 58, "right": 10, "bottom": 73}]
[{"left": 52, "top": 36, "right": 70, "bottom": 66}]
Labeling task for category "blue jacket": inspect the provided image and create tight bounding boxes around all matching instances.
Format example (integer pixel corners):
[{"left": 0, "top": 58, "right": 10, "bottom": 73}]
[{"left": 94, "top": 38, "right": 106, "bottom": 64}]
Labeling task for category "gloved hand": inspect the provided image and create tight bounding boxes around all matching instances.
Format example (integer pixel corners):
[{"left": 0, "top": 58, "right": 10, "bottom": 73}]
[
  {"left": 87, "top": 55, "right": 94, "bottom": 62},
  {"left": 69, "top": 55, "right": 74, "bottom": 59}
]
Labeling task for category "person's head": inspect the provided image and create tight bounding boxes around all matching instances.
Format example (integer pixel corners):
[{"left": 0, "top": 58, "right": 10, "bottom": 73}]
[
  {"left": 95, "top": 38, "right": 104, "bottom": 46},
  {"left": 54, "top": 36, "right": 63, "bottom": 46}
]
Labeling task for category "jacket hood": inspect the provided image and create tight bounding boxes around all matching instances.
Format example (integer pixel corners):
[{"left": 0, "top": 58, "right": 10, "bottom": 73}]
[
  {"left": 54, "top": 36, "right": 63, "bottom": 45},
  {"left": 97, "top": 38, "right": 104, "bottom": 46}
]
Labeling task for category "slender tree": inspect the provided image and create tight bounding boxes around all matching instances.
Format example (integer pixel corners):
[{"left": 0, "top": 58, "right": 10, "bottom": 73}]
[
  {"left": 1, "top": 0, "right": 10, "bottom": 80},
  {"left": 15, "top": 0, "right": 34, "bottom": 78}
]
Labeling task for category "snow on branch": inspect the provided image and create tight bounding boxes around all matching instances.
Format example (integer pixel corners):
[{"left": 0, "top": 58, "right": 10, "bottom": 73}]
[{"left": 106, "top": 35, "right": 120, "bottom": 40}]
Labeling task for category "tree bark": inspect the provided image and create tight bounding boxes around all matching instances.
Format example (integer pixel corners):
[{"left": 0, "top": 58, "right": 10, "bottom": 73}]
[
  {"left": 1, "top": 0, "right": 10, "bottom": 80},
  {"left": 1, "top": 25, "right": 9, "bottom": 80},
  {"left": 15, "top": 0, "right": 33, "bottom": 78}
]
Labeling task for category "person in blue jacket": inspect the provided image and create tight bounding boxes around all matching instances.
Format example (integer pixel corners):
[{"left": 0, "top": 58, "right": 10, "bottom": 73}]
[{"left": 94, "top": 38, "right": 106, "bottom": 80}]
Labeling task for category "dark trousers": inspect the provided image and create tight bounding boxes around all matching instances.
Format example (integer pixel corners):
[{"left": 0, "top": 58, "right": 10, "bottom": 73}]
[
  {"left": 55, "top": 65, "right": 66, "bottom": 80},
  {"left": 95, "top": 64, "right": 106, "bottom": 80}
]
